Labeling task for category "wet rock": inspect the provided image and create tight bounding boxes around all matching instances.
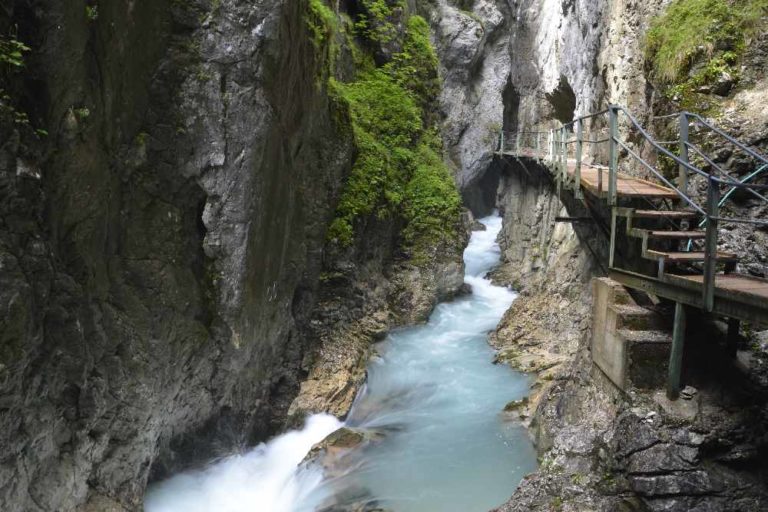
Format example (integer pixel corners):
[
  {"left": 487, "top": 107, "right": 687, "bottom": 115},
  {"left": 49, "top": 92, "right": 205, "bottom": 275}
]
[
  {"left": 627, "top": 444, "right": 699, "bottom": 474},
  {"left": 630, "top": 471, "right": 724, "bottom": 497},
  {"left": 681, "top": 386, "right": 698, "bottom": 400}
]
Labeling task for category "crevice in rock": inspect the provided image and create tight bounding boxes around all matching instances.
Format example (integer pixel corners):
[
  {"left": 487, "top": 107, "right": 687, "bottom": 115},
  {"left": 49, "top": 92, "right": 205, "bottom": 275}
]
[{"left": 545, "top": 75, "right": 577, "bottom": 125}]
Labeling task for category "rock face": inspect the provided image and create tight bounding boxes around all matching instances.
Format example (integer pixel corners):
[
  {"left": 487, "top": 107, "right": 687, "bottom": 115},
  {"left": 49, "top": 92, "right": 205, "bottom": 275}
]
[
  {"left": 1, "top": 1, "right": 468, "bottom": 509},
  {"left": 427, "top": 0, "right": 513, "bottom": 212},
  {"left": 0, "top": 1, "right": 350, "bottom": 510},
  {"left": 478, "top": 1, "right": 768, "bottom": 510}
]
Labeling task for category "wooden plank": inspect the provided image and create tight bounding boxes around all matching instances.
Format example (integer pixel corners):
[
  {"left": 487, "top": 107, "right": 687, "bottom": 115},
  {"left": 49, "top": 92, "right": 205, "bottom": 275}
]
[
  {"left": 670, "top": 274, "right": 768, "bottom": 302},
  {"left": 564, "top": 161, "right": 679, "bottom": 200},
  {"left": 610, "top": 268, "right": 768, "bottom": 325},
  {"left": 645, "top": 250, "right": 739, "bottom": 262},
  {"left": 647, "top": 230, "right": 706, "bottom": 239},
  {"left": 631, "top": 210, "right": 698, "bottom": 219}
]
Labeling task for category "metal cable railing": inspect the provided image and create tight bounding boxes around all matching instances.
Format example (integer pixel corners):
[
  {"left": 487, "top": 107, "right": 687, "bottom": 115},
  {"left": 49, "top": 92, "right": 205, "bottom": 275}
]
[{"left": 496, "top": 104, "right": 768, "bottom": 311}]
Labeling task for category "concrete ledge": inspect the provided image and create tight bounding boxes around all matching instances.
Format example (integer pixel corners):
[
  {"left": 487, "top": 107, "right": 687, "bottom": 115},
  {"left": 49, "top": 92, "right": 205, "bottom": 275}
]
[{"left": 591, "top": 277, "right": 670, "bottom": 390}]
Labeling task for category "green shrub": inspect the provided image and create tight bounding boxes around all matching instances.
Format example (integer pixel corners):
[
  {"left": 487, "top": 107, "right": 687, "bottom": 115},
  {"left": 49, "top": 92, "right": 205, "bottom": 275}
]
[
  {"left": 0, "top": 36, "right": 30, "bottom": 68},
  {"left": 402, "top": 131, "right": 462, "bottom": 255},
  {"left": 385, "top": 15, "right": 441, "bottom": 110},
  {"left": 327, "top": 71, "right": 422, "bottom": 244},
  {"left": 355, "top": 0, "right": 405, "bottom": 44}
]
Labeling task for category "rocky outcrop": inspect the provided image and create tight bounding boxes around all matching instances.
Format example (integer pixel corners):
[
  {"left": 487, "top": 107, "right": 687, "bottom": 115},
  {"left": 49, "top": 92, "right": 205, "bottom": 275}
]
[
  {"left": 482, "top": 2, "right": 768, "bottom": 510},
  {"left": 0, "top": 1, "right": 355, "bottom": 510},
  {"left": 287, "top": 227, "right": 467, "bottom": 422},
  {"left": 426, "top": 0, "right": 513, "bottom": 213}
]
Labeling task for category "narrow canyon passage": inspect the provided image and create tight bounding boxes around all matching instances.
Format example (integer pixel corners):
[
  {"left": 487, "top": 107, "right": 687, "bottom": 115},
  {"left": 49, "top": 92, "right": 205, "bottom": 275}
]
[{"left": 144, "top": 214, "right": 537, "bottom": 512}]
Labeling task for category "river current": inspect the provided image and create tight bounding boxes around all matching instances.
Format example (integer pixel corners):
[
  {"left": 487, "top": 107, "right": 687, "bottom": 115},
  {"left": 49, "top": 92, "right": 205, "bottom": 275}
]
[{"left": 145, "top": 213, "right": 537, "bottom": 512}]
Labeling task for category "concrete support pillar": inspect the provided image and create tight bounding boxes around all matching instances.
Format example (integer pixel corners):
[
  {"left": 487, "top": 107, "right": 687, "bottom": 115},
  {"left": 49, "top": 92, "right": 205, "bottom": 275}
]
[{"left": 667, "top": 302, "right": 687, "bottom": 400}]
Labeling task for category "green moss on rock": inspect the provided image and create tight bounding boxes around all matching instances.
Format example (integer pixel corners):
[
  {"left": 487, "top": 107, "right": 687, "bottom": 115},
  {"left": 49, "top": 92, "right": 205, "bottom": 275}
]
[
  {"left": 645, "top": 0, "right": 767, "bottom": 110},
  {"left": 323, "top": 11, "right": 462, "bottom": 258}
]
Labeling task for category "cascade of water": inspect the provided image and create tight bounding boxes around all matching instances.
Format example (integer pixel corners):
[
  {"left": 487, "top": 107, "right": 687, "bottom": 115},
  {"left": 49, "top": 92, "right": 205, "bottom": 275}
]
[{"left": 145, "top": 213, "right": 536, "bottom": 512}]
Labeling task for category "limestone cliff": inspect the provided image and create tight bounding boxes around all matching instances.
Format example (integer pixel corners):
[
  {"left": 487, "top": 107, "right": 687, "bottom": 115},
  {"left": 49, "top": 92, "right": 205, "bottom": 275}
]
[
  {"left": 0, "top": 0, "right": 465, "bottom": 510},
  {"left": 442, "top": 0, "right": 768, "bottom": 510}
]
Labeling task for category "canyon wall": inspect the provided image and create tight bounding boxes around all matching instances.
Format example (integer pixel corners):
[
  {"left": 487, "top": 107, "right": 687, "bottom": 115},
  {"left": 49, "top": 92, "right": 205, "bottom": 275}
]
[
  {"left": 0, "top": 0, "right": 466, "bottom": 510},
  {"left": 430, "top": 0, "right": 768, "bottom": 510},
  {"left": 0, "top": 1, "right": 358, "bottom": 509}
]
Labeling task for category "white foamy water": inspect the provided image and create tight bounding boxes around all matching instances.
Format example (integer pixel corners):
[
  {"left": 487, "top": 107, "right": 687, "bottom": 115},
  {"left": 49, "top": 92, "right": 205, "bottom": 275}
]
[
  {"left": 145, "top": 213, "right": 537, "bottom": 512},
  {"left": 144, "top": 414, "right": 342, "bottom": 512}
]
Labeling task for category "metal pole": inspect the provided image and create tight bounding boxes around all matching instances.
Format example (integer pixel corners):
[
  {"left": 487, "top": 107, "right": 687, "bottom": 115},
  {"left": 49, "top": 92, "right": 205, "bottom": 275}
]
[
  {"left": 536, "top": 132, "right": 541, "bottom": 162},
  {"left": 608, "top": 106, "right": 619, "bottom": 205},
  {"left": 727, "top": 318, "right": 740, "bottom": 358},
  {"left": 609, "top": 207, "right": 617, "bottom": 268},
  {"left": 679, "top": 113, "right": 689, "bottom": 196},
  {"left": 667, "top": 302, "right": 687, "bottom": 400},
  {"left": 703, "top": 177, "right": 720, "bottom": 311},
  {"left": 561, "top": 127, "right": 567, "bottom": 184},
  {"left": 549, "top": 130, "right": 554, "bottom": 163},
  {"left": 575, "top": 119, "right": 583, "bottom": 199},
  {"left": 500, "top": 131, "right": 504, "bottom": 153}
]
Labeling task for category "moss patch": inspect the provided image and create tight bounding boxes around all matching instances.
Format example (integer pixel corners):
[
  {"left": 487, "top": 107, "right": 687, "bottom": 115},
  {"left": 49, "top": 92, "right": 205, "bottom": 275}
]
[
  {"left": 315, "top": 4, "right": 461, "bottom": 258},
  {"left": 645, "top": 0, "right": 768, "bottom": 111}
]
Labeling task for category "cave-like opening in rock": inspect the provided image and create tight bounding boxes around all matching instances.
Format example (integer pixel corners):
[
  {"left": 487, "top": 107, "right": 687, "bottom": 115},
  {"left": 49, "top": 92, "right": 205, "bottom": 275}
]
[
  {"left": 462, "top": 159, "right": 502, "bottom": 218},
  {"left": 545, "top": 75, "right": 576, "bottom": 124},
  {"left": 502, "top": 77, "right": 521, "bottom": 133}
]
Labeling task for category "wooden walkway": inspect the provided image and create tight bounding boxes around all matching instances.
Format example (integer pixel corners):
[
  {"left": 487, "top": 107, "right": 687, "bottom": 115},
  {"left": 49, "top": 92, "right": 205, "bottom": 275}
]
[
  {"left": 502, "top": 150, "right": 679, "bottom": 199},
  {"left": 668, "top": 274, "right": 768, "bottom": 303},
  {"left": 564, "top": 161, "right": 679, "bottom": 200}
]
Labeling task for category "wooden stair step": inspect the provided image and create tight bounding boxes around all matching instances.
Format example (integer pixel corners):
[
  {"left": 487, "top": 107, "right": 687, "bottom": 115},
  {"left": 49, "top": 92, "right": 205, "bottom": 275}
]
[
  {"left": 631, "top": 210, "right": 698, "bottom": 219},
  {"left": 646, "top": 230, "right": 706, "bottom": 239},
  {"left": 645, "top": 250, "right": 740, "bottom": 263}
]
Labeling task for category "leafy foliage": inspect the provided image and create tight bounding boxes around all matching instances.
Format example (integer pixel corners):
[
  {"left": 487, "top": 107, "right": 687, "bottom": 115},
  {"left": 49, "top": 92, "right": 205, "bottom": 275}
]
[
  {"left": 86, "top": 5, "right": 99, "bottom": 22},
  {"left": 0, "top": 32, "right": 33, "bottom": 129},
  {"left": 385, "top": 15, "right": 441, "bottom": 112},
  {"left": 355, "top": 0, "right": 405, "bottom": 44},
  {"left": 402, "top": 131, "right": 462, "bottom": 256},
  {"left": 326, "top": 71, "right": 422, "bottom": 245},
  {"left": 0, "top": 36, "right": 30, "bottom": 68}
]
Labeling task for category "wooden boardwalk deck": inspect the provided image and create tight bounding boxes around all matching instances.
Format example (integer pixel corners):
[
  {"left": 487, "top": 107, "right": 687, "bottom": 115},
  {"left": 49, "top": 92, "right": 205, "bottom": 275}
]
[
  {"left": 564, "top": 161, "right": 679, "bottom": 200},
  {"left": 668, "top": 274, "right": 768, "bottom": 304},
  {"left": 500, "top": 150, "right": 679, "bottom": 199}
]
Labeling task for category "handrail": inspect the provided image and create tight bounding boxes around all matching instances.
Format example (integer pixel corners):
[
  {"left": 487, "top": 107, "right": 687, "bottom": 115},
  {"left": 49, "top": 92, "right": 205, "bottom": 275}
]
[
  {"left": 496, "top": 103, "right": 768, "bottom": 312},
  {"left": 562, "top": 108, "right": 610, "bottom": 129},
  {"left": 616, "top": 138, "right": 706, "bottom": 215},
  {"left": 686, "top": 143, "right": 768, "bottom": 199},
  {"left": 685, "top": 112, "right": 768, "bottom": 167},
  {"left": 687, "top": 163, "right": 768, "bottom": 251}
]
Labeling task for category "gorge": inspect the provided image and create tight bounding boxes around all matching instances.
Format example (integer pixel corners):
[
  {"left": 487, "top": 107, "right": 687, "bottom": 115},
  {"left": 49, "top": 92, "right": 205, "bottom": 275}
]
[{"left": 1, "top": 0, "right": 767, "bottom": 511}]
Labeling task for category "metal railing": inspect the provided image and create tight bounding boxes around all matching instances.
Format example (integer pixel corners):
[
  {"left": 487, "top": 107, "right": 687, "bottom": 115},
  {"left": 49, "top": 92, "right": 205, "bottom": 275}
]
[{"left": 497, "top": 105, "right": 768, "bottom": 311}]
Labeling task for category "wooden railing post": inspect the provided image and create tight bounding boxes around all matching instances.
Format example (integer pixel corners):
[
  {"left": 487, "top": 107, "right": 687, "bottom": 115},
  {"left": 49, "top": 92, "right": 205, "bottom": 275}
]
[
  {"left": 575, "top": 119, "right": 584, "bottom": 199},
  {"left": 679, "top": 112, "right": 689, "bottom": 196},
  {"left": 703, "top": 176, "right": 720, "bottom": 311},
  {"left": 516, "top": 132, "right": 522, "bottom": 155},
  {"left": 499, "top": 130, "right": 504, "bottom": 153},
  {"left": 608, "top": 106, "right": 619, "bottom": 206},
  {"left": 561, "top": 127, "right": 567, "bottom": 183}
]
